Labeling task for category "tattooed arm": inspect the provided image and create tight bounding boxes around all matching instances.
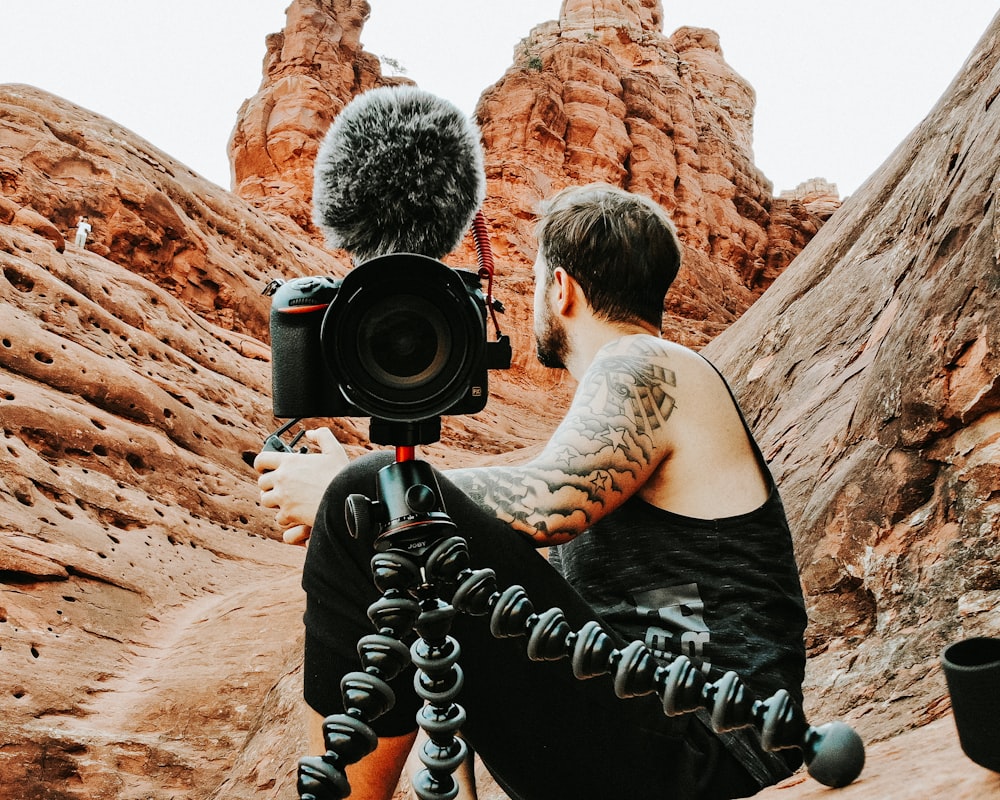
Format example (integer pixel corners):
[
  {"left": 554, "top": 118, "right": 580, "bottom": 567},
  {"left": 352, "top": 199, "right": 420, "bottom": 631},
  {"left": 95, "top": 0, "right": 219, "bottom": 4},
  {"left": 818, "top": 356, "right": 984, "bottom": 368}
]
[{"left": 448, "top": 335, "right": 678, "bottom": 546}]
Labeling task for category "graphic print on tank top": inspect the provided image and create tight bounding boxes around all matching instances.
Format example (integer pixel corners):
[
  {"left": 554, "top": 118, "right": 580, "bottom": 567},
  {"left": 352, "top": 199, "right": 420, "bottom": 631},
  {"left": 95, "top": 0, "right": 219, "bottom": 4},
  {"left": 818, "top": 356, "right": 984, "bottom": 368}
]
[{"left": 631, "top": 582, "right": 713, "bottom": 674}]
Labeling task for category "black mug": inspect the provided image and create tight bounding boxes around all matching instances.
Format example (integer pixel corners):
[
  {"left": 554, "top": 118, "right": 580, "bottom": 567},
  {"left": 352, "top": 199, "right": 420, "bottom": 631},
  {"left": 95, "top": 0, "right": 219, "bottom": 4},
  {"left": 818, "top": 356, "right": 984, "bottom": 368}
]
[{"left": 941, "top": 636, "right": 1000, "bottom": 773}]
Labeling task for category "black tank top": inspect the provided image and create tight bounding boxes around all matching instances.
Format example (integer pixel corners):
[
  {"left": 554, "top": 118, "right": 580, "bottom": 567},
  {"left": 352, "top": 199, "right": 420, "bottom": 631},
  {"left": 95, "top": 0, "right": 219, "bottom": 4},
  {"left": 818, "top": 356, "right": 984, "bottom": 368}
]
[{"left": 550, "top": 361, "right": 807, "bottom": 707}]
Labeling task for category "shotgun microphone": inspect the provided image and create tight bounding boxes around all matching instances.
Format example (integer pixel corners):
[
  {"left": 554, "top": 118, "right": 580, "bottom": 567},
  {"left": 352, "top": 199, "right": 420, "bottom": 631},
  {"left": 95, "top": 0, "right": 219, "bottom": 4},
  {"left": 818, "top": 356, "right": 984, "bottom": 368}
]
[{"left": 312, "top": 85, "right": 486, "bottom": 263}]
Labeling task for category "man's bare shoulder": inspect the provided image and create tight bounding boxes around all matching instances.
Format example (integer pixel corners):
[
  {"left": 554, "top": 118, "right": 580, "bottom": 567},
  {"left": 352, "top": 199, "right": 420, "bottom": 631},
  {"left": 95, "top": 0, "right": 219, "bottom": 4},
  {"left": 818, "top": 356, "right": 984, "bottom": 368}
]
[
  {"left": 592, "top": 335, "right": 741, "bottom": 431},
  {"left": 630, "top": 335, "right": 770, "bottom": 517}
]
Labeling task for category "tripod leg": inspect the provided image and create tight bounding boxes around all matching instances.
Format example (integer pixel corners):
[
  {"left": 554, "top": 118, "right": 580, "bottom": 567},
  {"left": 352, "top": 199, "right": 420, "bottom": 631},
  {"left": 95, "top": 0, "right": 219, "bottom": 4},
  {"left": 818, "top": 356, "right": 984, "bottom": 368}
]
[
  {"left": 298, "top": 534, "right": 478, "bottom": 800},
  {"left": 408, "top": 732, "right": 479, "bottom": 800},
  {"left": 405, "top": 533, "right": 487, "bottom": 800},
  {"left": 298, "top": 547, "right": 422, "bottom": 800},
  {"left": 451, "top": 570, "right": 865, "bottom": 789}
]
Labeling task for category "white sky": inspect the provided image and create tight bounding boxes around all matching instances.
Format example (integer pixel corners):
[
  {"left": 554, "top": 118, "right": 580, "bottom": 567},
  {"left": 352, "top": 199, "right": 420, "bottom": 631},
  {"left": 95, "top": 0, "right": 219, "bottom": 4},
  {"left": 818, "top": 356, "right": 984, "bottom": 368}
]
[{"left": 1, "top": 1, "right": 997, "bottom": 196}]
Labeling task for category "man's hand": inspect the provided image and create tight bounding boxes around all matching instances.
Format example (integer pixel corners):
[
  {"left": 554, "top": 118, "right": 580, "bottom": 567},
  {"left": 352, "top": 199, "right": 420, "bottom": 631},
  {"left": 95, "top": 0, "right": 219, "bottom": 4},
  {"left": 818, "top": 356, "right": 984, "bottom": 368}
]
[{"left": 255, "top": 427, "right": 349, "bottom": 546}]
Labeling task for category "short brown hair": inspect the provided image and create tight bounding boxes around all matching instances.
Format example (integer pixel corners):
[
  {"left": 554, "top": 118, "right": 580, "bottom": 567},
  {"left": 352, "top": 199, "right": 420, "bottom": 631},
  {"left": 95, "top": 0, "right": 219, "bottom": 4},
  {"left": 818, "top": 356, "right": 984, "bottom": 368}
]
[{"left": 536, "top": 184, "right": 681, "bottom": 328}]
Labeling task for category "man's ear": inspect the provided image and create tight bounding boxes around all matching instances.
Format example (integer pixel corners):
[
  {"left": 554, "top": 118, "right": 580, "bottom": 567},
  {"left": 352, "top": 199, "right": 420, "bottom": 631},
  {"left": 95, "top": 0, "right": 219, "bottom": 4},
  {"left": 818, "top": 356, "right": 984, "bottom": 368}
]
[{"left": 552, "top": 267, "right": 580, "bottom": 315}]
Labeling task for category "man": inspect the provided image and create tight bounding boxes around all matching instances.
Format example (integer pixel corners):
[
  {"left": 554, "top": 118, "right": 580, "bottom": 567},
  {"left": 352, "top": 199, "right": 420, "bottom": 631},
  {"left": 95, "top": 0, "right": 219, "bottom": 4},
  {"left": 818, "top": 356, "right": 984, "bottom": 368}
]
[
  {"left": 257, "top": 183, "right": 807, "bottom": 800},
  {"left": 74, "top": 215, "right": 92, "bottom": 248}
]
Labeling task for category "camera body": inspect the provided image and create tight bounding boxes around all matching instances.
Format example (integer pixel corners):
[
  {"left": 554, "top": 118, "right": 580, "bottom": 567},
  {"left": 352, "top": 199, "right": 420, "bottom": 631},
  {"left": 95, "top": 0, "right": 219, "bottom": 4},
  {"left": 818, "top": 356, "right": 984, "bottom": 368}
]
[{"left": 269, "top": 253, "right": 511, "bottom": 425}]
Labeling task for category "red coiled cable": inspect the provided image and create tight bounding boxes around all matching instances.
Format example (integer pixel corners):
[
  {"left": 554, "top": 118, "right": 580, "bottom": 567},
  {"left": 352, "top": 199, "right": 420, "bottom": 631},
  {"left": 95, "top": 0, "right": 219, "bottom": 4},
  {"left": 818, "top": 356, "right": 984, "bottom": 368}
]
[{"left": 472, "top": 210, "right": 503, "bottom": 337}]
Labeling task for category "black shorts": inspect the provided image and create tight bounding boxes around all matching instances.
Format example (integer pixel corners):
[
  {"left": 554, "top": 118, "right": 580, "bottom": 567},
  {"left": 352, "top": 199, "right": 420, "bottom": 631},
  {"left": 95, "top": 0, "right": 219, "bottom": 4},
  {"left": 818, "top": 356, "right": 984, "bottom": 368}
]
[{"left": 301, "top": 452, "right": 792, "bottom": 800}]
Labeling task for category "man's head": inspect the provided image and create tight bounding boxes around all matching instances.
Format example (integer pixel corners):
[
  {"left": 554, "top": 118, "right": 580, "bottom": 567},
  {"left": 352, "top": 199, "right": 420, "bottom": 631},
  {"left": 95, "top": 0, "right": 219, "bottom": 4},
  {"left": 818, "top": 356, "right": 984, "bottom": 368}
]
[{"left": 532, "top": 183, "right": 682, "bottom": 368}]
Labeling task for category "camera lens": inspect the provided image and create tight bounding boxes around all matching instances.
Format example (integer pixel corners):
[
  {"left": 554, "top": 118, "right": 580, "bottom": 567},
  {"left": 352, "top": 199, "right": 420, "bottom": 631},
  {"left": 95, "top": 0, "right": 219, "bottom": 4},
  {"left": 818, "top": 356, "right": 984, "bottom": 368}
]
[
  {"left": 358, "top": 295, "right": 451, "bottom": 389},
  {"left": 322, "top": 254, "right": 485, "bottom": 421}
]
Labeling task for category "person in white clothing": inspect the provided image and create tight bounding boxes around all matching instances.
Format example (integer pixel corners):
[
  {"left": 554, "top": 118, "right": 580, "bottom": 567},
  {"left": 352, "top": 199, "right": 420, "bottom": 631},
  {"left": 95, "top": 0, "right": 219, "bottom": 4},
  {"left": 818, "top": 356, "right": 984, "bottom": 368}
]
[{"left": 74, "top": 216, "right": 92, "bottom": 248}]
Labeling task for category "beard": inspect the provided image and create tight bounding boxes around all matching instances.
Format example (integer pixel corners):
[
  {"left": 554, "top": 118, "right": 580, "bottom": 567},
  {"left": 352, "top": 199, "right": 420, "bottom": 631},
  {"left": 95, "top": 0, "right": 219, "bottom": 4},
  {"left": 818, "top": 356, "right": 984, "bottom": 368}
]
[{"left": 534, "top": 307, "right": 569, "bottom": 370}]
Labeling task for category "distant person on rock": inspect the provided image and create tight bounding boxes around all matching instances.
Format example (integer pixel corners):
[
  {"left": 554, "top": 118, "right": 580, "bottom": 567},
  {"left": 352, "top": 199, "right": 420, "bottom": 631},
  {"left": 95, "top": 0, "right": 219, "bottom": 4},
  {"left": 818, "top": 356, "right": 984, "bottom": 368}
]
[
  {"left": 74, "top": 215, "right": 92, "bottom": 248},
  {"left": 255, "top": 183, "right": 808, "bottom": 800}
]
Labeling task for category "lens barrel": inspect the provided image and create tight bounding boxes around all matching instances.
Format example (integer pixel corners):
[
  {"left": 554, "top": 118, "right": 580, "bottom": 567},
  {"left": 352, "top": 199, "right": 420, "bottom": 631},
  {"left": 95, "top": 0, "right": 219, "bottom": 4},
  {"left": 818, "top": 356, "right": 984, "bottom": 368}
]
[{"left": 321, "top": 254, "right": 486, "bottom": 421}]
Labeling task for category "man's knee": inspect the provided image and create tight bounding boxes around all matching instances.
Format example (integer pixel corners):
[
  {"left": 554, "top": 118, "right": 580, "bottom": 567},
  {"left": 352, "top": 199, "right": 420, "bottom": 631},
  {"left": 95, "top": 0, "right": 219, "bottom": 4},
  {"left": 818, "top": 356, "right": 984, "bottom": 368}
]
[{"left": 334, "top": 450, "right": 396, "bottom": 494}]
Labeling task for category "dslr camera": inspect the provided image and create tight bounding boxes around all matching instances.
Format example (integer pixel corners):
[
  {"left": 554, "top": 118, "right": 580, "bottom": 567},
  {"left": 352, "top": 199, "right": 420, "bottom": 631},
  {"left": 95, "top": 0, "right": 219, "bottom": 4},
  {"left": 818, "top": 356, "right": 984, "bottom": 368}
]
[{"left": 268, "top": 252, "right": 511, "bottom": 433}]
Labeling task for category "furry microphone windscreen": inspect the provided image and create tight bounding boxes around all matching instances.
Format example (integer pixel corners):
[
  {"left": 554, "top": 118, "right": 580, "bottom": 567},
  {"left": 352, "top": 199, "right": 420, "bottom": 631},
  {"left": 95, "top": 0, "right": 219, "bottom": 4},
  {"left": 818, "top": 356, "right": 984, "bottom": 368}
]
[{"left": 312, "top": 86, "right": 487, "bottom": 263}]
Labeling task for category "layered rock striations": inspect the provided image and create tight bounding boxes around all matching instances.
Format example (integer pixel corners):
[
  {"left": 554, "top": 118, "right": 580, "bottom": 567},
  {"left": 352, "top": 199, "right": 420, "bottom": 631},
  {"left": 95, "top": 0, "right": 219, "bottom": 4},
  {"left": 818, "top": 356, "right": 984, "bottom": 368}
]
[
  {"left": 0, "top": 85, "right": 349, "bottom": 342},
  {"left": 0, "top": 83, "right": 333, "bottom": 798},
  {"left": 706, "top": 9, "right": 1000, "bottom": 755}
]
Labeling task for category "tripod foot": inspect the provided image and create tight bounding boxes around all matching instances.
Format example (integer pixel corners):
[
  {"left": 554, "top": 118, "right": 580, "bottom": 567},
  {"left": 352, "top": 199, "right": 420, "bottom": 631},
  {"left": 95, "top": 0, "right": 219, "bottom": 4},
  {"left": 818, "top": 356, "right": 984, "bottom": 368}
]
[
  {"left": 803, "top": 721, "right": 866, "bottom": 788},
  {"left": 297, "top": 754, "right": 351, "bottom": 800}
]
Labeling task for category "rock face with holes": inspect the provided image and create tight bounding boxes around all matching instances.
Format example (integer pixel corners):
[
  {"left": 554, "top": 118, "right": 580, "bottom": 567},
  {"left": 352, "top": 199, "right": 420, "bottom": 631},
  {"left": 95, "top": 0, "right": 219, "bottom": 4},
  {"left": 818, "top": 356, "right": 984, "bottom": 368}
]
[{"left": 0, "top": 82, "right": 327, "bottom": 799}]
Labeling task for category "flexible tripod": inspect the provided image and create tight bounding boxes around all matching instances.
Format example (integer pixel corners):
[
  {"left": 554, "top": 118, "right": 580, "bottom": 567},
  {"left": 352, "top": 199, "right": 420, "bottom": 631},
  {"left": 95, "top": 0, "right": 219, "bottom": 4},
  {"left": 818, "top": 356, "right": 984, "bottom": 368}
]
[{"left": 297, "top": 425, "right": 865, "bottom": 799}]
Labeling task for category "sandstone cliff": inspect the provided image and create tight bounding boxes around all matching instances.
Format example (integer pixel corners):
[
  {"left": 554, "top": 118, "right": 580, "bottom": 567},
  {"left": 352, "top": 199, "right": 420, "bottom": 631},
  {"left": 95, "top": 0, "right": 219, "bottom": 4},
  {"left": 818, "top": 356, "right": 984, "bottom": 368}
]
[
  {"left": 708, "top": 12, "right": 1000, "bottom": 797},
  {"left": 0, "top": 82, "right": 333, "bottom": 798},
  {"left": 472, "top": 3, "right": 830, "bottom": 352}
]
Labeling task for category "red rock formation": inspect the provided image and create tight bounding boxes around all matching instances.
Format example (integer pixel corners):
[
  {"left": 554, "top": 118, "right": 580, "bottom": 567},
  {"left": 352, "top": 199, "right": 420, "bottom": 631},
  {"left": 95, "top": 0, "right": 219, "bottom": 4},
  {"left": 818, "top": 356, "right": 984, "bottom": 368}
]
[
  {"left": 13, "top": 0, "right": 998, "bottom": 797},
  {"left": 0, "top": 82, "right": 330, "bottom": 799},
  {"left": 704, "top": 8, "right": 1000, "bottom": 763},
  {"left": 228, "top": 0, "right": 410, "bottom": 230},
  {"left": 780, "top": 177, "right": 842, "bottom": 220},
  {"left": 231, "top": 0, "right": 832, "bottom": 371},
  {"left": 0, "top": 84, "right": 345, "bottom": 342},
  {"left": 472, "top": 2, "right": 835, "bottom": 351}
]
